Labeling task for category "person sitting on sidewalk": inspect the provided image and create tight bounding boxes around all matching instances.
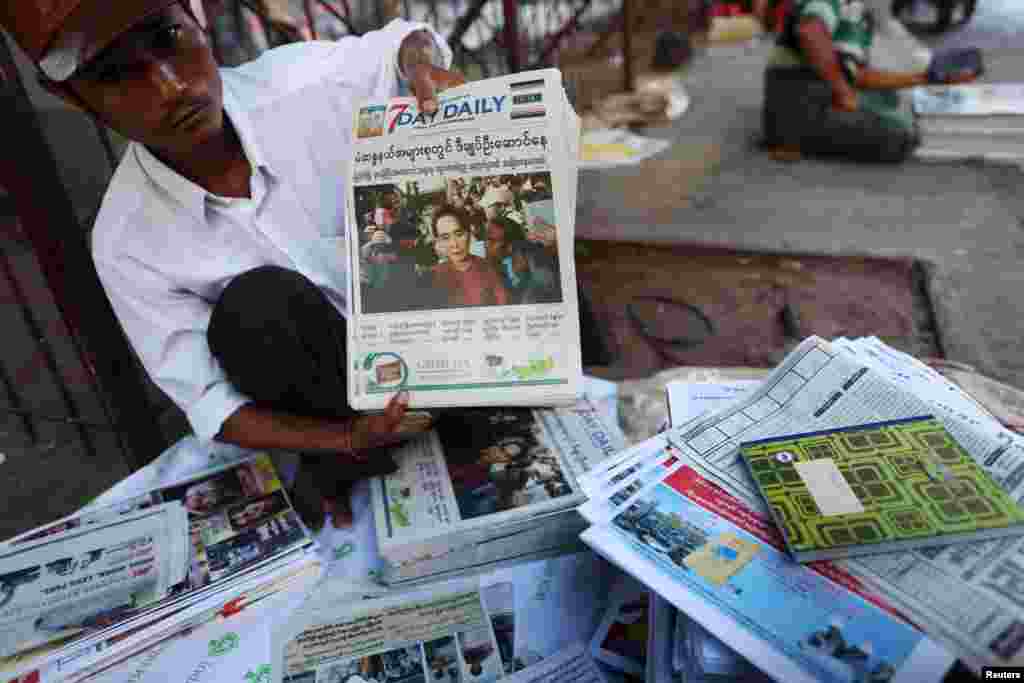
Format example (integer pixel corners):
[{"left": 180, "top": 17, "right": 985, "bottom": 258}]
[
  {"left": 0, "top": 1, "right": 463, "bottom": 529},
  {"left": 763, "top": 0, "right": 975, "bottom": 163}
]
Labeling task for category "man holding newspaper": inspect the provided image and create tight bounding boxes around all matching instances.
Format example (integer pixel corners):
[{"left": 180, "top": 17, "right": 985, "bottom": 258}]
[{"left": 0, "top": 1, "right": 604, "bottom": 529}]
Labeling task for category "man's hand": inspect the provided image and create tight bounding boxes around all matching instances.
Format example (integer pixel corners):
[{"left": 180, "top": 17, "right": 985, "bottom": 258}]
[
  {"left": 399, "top": 30, "right": 465, "bottom": 114},
  {"left": 408, "top": 64, "right": 466, "bottom": 114},
  {"left": 350, "top": 391, "right": 432, "bottom": 453}
]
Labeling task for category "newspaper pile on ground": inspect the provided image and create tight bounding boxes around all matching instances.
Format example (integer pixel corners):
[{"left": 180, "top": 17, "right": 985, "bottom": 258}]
[
  {"left": 576, "top": 334, "right": 1024, "bottom": 679},
  {"left": 913, "top": 83, "right": 1024, "bottom": 164},
  {"left": 0, "top": 442, "right": 319, "bottom": 683},
  {"left": 345, "top": 69, "right": 583, "bottom": 411},
  {"left": 370, "top": 399, "right": 626, "bottom": 584}
]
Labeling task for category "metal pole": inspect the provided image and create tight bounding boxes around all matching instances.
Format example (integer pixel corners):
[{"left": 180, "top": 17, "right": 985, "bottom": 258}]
[
  {"left": 304, "top": 0, "right": 319, "bottom": 39},
  {"left": 502, "top": 0, "right": 520, "bottom": 73},
  {"left": 532, "top": 0, "right": 595, "bottom": 69},
  {"left": 622, "top": 0, "right": 634, "bottom": 92}
]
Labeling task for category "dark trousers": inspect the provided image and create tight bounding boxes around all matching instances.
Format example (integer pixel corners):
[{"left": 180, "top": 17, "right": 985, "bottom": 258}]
[
  {"left": 763, "top": 65, "right": 919, "bottom": 164},
  {"left": 207, "top": 266, "right": 610, "bottom": 499},
  {"left": 207, "top": 266, "right": 396, "bottom": 505}
]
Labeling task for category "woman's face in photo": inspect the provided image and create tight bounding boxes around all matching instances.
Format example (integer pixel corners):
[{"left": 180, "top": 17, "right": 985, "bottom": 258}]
[{"left": 435, "top": 214, "right": 470, "bottom": 266}]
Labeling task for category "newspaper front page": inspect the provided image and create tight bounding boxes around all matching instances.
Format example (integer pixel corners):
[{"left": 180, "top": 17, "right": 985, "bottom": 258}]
[
  {"left": 634, "top": 336, "right": 1024, "bottom": 672},
  {"left": 0, "top": 503, "right": 189, "bottom": 660},
  {"left": 346, "top": 69, "right": 583, "bottom": 410},
  {"left": 579, "top": 448, "right": 953, "bottom": 683},
  {"left": 371, "top": 401, "right": 624, "bottom": 566}
]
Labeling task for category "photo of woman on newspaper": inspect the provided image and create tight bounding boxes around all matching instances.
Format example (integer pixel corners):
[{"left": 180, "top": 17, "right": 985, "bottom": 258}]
[
  {"left": 436, "top": 409, "right": 572, "bottom": 521},
  {"left": 354, "top": 173, "right": 563, "bottom": 315}
]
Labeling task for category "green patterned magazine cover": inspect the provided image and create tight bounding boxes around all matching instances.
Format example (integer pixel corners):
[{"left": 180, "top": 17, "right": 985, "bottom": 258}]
[{"left": 739, "top": 415, "right": 1024, "bottom": 562}]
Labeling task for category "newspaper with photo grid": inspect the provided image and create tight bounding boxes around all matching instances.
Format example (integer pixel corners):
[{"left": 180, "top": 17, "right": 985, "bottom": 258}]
[{"left": 346, "top": 69, "right": 583, "bottom": 410}]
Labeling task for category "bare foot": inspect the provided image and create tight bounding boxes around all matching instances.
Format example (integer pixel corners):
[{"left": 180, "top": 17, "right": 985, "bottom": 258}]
[
  {"left": 323, "top": 496, "right": 354, "bottom": 528},
  {"left": 768, "top": 145, "right": 802, "bottom": 162}
]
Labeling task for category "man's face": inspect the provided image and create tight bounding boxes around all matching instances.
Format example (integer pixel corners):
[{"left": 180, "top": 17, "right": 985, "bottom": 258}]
[
  {"left": 66, "top": 4, "right": 224, "bottom": 154},
  {"left": 486, "top": 222, "right": 506, "bottom": 259},
  {"left": 435, "top": 215, "right": 469, "bottom": 266},
  {"left": 511, "top": 251, "right": 528, "bottom": 274}
]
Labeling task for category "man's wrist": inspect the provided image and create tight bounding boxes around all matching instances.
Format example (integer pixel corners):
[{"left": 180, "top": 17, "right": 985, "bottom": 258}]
[{"left": 328, "top": 416, "right": 357, "bottom": 456}]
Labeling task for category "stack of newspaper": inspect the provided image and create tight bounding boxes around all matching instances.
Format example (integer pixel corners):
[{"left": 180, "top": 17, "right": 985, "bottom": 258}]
[
  {"left": 347, "top": 67, "right": 616, "bottom": 582},
  {"left": 913, "top": 83, "right": 1024, "bottom": 163},
  {"left": 369, "top": 399, "right": 626, "bottom": 585},
  {"left": 0, "top": 441, "right": 320, "bottom": 683},
  {"left": 575, "top": 335, "right": 1024, "bottom": 681},
  {"left": 345, "top": 68, "right": 583, "bottom": 410}
]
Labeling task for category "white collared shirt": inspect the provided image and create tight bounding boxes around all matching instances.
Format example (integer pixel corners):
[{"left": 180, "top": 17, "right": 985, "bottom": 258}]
[{"left": 92, "top": 19, "right": 451, "bottom": 442}]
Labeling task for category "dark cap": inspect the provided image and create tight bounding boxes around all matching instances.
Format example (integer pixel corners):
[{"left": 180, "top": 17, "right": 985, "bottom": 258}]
[{"left": 0, "top": 0, "right": 179, "bottom": 81}]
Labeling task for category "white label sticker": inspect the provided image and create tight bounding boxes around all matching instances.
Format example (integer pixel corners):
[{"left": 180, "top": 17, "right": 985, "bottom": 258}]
[{"left": 793, "top": 459, "right": 865, "bottom": 517}]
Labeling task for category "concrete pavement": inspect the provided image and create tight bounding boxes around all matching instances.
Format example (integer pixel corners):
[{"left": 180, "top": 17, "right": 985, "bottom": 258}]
[{"left": 577, "top": 1, "right": 1024, "bottom": 389}]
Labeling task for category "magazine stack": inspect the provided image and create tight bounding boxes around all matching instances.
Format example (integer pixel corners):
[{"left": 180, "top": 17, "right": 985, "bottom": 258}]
[
  {"left": 913, "top": 83, "right": 1024, "bottom": 162},
  {"left": 369, "top": 400, "right": 626, "bottom": 585},
  {"left": 0, "top": 441, "right": 321, "bottom": 683}
]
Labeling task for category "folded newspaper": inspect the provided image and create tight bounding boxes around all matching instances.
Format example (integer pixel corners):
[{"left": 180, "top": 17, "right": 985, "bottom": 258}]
[
  {"left": 273, "top": 571, "right": 609, "bottom": 683},
  {"left": 346, "top": 69, "right": 584, "bottom": 410},
  {"left": 370, "top": 400, "right": 624, "bottom": 582},
  {"left": 0, "top": 447, "right": 319, "bottom": 683}
]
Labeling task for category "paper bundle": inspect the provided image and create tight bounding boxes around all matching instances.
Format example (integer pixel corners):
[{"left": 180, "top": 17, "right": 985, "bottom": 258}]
[{"left": 913, "top": 83, "right": 1024, "bottom": 163}]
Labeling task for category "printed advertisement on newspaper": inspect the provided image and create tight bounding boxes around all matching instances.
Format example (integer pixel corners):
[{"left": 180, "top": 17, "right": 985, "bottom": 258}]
[{"left": 581, "top": 456, "right": 952, "bottom": 683}]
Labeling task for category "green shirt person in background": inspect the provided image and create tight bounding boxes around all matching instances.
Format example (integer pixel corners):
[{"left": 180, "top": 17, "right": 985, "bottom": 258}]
[{"left": 763, "top": 0, "right": 975, "bottom": 162}]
